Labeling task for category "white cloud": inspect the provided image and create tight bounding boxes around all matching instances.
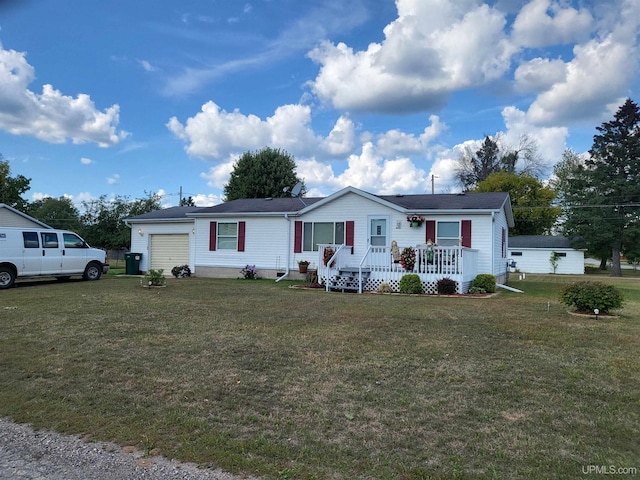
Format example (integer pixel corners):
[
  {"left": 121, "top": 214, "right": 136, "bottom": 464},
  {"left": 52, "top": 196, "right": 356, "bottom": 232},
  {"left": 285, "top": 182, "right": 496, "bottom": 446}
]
[
  {"left": 168, "top": 102, "right": 356, "bottom": 160},
  {"left": 307, "top": 0, "right": 514, "bottom": 113},
  {"left": 514, "top": 57, "right": 567, "bottom": 93},
  {"left": 0, "top": 45, "right": 128, "bottom": 147},
  {"left": 525, "top": 34, "right": 637, "bottom": 125},
  {"left": 512, "top": 0, "right": 593, "bottom": 48},
  {"left": 80, "top": 157, "right": 93, "bottom": 165},
  {"left": 138, "top": 59, "right": 156, "bottom": 72},
  {"left": 106, "top": 174, "right": 120, "bottom": 185},
  {"left": 375, "top": 115, "right": 445, "bottom": 157},
  {"left": 192, "top": 193, "right": 221, "bottom": 206}
]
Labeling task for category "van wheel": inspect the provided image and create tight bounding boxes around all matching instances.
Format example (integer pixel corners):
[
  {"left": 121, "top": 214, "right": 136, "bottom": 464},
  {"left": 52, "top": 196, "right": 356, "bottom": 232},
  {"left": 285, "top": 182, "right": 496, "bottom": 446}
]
[
  {"left": 83, "top": 263, "right": 102, "bottom": 281},
  {"left": 0, "top": 266, "right": 16, "bottom": 289}
]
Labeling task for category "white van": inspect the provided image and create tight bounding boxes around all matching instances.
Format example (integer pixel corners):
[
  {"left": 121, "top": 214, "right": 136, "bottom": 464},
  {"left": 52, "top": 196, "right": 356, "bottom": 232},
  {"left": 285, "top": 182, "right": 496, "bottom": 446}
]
[{"left": 0, "top": 227, "right": 109, "bottom": 289}]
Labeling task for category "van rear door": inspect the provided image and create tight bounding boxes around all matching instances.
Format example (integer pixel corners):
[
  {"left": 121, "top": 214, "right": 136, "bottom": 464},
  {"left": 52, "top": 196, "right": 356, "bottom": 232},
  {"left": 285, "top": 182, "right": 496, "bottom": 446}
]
[{"left": 21, "top": 231, "right": 42, "bottom": 276}]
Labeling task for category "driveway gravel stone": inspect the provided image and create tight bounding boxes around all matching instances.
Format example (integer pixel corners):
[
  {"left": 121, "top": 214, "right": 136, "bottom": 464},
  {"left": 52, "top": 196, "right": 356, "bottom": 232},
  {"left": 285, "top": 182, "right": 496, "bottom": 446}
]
[{"left": 0, "top": 418, "right": 259, "bottom": 480}]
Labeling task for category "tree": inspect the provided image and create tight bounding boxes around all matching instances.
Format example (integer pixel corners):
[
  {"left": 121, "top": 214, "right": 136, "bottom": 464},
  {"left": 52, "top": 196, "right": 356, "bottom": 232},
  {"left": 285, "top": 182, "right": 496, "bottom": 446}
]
[
  {"left": 474, "top": 171, "right": 560, "bottom": 236},
  {"left": 81, "top": 193, "right": 161, "bottom": 250},
  {"left": 455, "top": 133, "right": 545, "bottom": 190},
  {"left": 0, "top": 157, "right": 31, "bottom": 210},
  {"left": 26, "top": 196, "right": 81, "bottom": 230},
  {"left": 180, "top": 196, "right": 196, "bottom": 207},
  {"left": 555, "top": 99, "right": 640, "bottom": 277},
  {"left": 223, "top": 147, "right": 305, "bottom": 201}
]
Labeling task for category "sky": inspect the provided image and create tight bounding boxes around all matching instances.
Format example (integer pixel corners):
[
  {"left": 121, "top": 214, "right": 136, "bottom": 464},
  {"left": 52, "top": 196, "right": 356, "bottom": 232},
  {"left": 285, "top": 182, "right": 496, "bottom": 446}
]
[{"left": 0, "top": 0, "right": 638, "bottom": 208}]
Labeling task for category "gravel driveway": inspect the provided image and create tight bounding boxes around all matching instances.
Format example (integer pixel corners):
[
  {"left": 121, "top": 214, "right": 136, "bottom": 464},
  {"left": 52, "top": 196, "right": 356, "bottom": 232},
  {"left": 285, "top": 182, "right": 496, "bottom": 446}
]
[{"left": 0, "top": 418, "right": 259, "bottom": 480}]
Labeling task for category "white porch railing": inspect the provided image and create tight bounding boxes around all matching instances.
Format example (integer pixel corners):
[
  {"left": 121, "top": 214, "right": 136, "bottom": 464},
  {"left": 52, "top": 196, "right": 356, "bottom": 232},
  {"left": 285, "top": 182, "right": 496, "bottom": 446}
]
[{"left": 317, "top": 244, "right": 479, "bottom": 293}]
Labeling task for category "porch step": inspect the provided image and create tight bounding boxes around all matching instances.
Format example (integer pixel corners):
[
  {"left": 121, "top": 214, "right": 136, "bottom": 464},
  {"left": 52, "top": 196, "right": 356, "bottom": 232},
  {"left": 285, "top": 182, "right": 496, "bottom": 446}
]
[{"left": 329, "top": 267, "right": 371, "bottom": 292}]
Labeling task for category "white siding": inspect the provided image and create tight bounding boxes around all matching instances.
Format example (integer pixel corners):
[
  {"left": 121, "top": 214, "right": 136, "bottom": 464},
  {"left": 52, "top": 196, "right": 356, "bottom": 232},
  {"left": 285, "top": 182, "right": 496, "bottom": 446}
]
[
  {"left": 128, "top": 221, "right": 195, "bottom": 273},
  {"left": 508, "top": 248, "right": 584, "bottom": 274}
]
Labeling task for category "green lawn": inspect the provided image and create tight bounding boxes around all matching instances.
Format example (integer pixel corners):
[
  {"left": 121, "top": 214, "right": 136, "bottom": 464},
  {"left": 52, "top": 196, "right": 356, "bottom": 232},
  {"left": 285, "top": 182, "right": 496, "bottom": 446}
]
[{"left": 1, "top": 274, "right": 638, "bottom": 479}]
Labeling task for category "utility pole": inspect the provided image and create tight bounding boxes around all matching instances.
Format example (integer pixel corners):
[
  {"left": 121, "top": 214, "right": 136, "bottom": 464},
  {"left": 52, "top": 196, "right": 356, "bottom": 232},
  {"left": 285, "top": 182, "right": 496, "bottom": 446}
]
[
  {"left": 179, "top": 186, "right": 183, "bottom": 205},
  {"left": 431, "top": 174, "right": 439, "bottom": 194}
]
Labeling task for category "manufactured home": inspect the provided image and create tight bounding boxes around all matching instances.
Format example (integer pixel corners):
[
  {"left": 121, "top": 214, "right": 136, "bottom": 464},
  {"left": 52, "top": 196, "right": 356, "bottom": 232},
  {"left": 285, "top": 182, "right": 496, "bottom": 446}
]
[{"left": 126, "top": 186, "right": 514, "bottom": 293}]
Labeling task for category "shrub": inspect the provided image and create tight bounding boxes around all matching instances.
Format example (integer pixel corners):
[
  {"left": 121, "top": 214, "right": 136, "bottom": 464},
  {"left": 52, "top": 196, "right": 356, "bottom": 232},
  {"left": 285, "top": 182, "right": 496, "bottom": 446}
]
[
  {"left": 559, "top": 281, "right": 623, "bottom": 314},
  {"left": 240, "top": 265, "right": 258, "bottom": 279},
  {"left": 468, "top": 286, "right": 486, "bottom": 294},
  {"left": 171, "top": 265, "right": 191, "bottom": 278},
  {"left": 471, "top": 274, "right": 496, "bottom": 293},
  {"left": 399, "top": 274, "right": 422, "bottom": 294},
  {"left": 437, "top": 277, "right": 457, "bottom": 295},
  {"left": 377, "top": 282, "right": 393, "bottom": 293},
  {"left": 143, "top": 269, "right": 166, "bottom": 287}
]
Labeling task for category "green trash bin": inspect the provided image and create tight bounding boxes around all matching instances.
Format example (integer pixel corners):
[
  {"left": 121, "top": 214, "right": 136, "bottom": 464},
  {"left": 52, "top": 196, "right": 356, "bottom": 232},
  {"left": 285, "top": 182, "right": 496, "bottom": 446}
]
[{"left": 124, "top": 252, "right": 142, "bottom": 275}]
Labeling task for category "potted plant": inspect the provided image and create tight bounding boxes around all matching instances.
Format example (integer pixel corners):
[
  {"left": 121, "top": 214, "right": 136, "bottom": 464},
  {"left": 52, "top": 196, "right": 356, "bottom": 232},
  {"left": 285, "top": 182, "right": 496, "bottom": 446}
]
[
  {"left": 298, "top": 260, "right": 310, "bottom": 273},
  {"left": 407, "top": 214, "right": 425, "bottom": 227}
]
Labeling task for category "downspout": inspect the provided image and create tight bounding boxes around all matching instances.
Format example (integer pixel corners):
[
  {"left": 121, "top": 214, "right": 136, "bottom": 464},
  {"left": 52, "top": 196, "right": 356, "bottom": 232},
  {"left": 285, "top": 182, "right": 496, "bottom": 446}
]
[
  {"left": 276, "top": 213, "right": 291, "bottom": 282},
  {"left": 490, "top": 211, "right": 495, "bottom": 277}
]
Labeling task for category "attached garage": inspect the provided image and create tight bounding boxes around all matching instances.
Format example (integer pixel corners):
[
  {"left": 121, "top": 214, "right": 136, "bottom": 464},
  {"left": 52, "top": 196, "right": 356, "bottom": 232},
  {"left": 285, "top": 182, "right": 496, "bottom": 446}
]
[{"left": 149, "top": 234, "right": 189, "bottom": 272}]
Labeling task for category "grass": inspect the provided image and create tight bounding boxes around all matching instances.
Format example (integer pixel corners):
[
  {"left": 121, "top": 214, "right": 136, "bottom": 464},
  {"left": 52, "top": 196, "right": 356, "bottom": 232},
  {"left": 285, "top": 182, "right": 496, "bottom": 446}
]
[{"left": 1, "top": 273, "right": 639, "bottom": 479}]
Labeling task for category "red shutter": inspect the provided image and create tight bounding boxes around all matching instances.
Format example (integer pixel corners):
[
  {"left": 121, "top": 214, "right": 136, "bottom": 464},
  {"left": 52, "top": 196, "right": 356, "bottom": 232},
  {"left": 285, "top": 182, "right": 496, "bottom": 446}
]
[
  {"left": 346, "top": 221, "right": 354, "bottom": 253},
  {"left": 461, "top": 220, "right": 472, "bottom": 248},
  {"left": 238, "top": 221, "right": 246, "bottom": 252},
  {"left": 425, "top": 220, "right": 436, "bottom": 243},
  {"left": 294, "top": 221, "right": 303, "bottom": 253},
  {"left": 209, "top": 222, "right": 217, "bottom": 251}
]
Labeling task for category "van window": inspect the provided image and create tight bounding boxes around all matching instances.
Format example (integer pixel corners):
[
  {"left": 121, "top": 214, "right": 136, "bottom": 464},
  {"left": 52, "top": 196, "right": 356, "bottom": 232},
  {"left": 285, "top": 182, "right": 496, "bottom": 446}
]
[
  {"left": 63, "top": 233, "right": 86, "bottom": 248},
  {"left": 23, "top": 232, "right": 39, "bottom": 248},
  {"left": 41, "top": 232, "right": 59, "bottom": 248}
]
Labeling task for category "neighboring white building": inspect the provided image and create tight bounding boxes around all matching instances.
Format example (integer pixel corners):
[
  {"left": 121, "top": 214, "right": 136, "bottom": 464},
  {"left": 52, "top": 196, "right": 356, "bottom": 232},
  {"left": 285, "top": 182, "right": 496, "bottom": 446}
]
[
  {"left": 508, "top": 235, "right": 585, "bottom": 274},
  {"left": 0, "top": 203, "right": 51, "bottom": 229},
  {"left": 126, "top": 186, "right": 514, "bottom": 293}
]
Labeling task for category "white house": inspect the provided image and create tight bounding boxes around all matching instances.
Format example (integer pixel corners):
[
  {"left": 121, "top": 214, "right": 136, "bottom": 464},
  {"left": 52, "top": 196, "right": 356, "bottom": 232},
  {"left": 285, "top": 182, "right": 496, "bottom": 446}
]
[
  {"left": 508, "top": 235, "right": 585, "bottom": 274},
  {"left": 126, "top": 186, "right": 514, "bottom": 293}
]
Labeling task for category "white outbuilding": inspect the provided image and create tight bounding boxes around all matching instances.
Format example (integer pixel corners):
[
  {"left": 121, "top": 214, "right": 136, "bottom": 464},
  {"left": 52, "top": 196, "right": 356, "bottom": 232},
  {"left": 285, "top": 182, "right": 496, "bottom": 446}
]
[{"left": 508, "top": 235, "right": 584, "bottom": 274}]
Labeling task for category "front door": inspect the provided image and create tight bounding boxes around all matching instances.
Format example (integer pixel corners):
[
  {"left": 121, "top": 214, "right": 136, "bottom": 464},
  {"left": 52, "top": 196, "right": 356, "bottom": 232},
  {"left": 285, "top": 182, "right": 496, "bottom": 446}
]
[{"left": 368, "top": 216, "right": 389, "bottom": 246}]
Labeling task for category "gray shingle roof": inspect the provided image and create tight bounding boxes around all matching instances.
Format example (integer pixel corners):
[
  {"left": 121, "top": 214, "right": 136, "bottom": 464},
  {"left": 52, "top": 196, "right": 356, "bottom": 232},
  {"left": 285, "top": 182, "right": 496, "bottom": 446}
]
[
  {"left": 126, "top": 188, "right": 511, "bottom": 221},
  {"left": 509, "top": 235, "right": 574, "bottom": 249}
]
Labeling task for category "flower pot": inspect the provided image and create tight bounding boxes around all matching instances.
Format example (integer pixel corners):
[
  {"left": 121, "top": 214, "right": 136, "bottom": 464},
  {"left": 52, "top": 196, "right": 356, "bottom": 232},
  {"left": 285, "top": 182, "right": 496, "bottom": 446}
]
[
  {"left": 410, "top": 221, "right": 421, "bottom": 228},
  {"left": 298, "top": 264, "right": 308, "bottom": 273}
]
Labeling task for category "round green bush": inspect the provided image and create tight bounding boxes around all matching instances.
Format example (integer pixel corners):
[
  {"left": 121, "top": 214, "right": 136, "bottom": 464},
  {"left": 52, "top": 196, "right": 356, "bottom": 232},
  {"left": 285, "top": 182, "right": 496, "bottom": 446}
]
[
  {"left": 559, "top": 281, "right": 623, "bottom": 313},
  {"left": 399, "top": 274, "right": 423, "bottom": 294},
  {"left": 471, "top": 274, "right": 496, "bottom": 293}
]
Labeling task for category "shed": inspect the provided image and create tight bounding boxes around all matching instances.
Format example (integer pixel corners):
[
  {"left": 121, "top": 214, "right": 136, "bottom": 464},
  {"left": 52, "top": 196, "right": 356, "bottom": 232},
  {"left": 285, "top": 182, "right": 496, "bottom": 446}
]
[{"left": 508, "top": 235, "right": 584, "bottom": 274}]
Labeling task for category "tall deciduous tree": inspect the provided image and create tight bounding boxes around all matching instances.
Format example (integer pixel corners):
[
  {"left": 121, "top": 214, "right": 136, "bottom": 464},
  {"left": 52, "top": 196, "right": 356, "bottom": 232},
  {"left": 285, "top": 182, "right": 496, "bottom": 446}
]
[
  {"left": 555, "top": 99, "right": 640, "bottom": 277},
  {"left": 0, "top": 157, "right": 31, "bottom": 210},
  {"left": 455, "top": 134, "right": 545, "bottom": 190},
  {"left": 26, "top": 196, "right": 81, "bottom": 230},
  {"left": 475, "top": 172, "right": 560, "bottom": 236},
  {"left": 223, "top": 147, "right": 304, "bottom": 201}
]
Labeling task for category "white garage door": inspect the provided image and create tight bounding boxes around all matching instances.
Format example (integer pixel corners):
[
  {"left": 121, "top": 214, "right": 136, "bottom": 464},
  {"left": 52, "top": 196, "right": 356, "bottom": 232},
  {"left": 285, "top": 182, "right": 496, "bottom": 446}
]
[{"left": 150, "top": 234, "right": 189, "bottom": 273}]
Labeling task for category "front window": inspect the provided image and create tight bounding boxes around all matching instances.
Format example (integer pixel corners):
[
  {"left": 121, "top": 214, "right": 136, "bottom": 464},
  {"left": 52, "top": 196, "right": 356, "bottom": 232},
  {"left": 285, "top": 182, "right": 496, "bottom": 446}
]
[
  {"left": 63, "top": 233, "right": 86, "bottom": 248},
  {"left": 217, "top": 222, "right": 238, "bottom": 250},
  {"left": 437, "top": 221, "right": 460, "bottom": 246},
  {"left": 303, "top": 222, "right": 344, "bottom": 251}
]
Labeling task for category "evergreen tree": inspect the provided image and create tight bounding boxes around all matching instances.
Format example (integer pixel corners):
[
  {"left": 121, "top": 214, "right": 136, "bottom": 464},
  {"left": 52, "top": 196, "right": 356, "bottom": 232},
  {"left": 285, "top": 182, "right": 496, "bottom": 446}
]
[{"left": 557, "top": 99, "right": 640, "bottom": 276}]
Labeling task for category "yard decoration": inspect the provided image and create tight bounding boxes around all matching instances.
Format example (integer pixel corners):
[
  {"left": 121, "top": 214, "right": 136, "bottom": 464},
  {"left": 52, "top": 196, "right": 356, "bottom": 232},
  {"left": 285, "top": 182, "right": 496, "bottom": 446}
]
[
  {"left": 323, "top": 247, "right": 336, "bottom": 267},
  {"left": 399, "top": 247, "right": 416, "bottom": 271},
  {"left": 407, "top": 214, "right": 425, "bottom": 227}
]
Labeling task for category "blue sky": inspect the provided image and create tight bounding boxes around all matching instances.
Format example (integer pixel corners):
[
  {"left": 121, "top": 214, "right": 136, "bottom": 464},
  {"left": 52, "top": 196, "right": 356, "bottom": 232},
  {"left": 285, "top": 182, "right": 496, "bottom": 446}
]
[{"left": 0, "top": 0, "right": 638, "bottom": 207}]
